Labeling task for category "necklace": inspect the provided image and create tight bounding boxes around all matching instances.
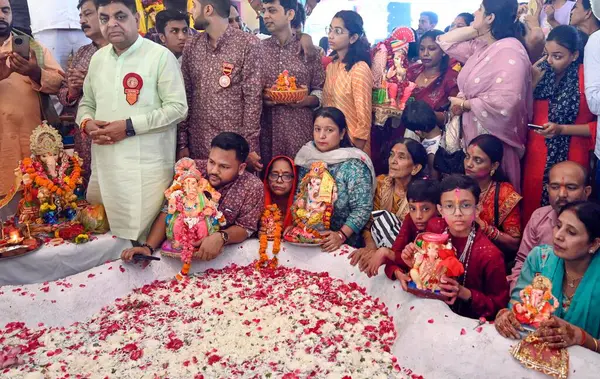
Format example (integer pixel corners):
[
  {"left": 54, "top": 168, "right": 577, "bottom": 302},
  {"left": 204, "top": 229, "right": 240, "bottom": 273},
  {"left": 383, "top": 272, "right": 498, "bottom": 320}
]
[
  {"left": 421, "top": 71, "right": 440, "bottom": 84},
  {"left": 446, "top": 226, "right": 477, "bottom": 286},
  {"left": 565, "top": 270, "right": 584, "bottom": 289}
]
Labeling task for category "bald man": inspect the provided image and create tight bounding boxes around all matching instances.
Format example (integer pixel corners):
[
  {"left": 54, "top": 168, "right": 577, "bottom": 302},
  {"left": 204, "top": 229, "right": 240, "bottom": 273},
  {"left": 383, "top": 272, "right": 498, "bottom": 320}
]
[{"left": 508, "top": 161, "right": 592, "bottom": 289}]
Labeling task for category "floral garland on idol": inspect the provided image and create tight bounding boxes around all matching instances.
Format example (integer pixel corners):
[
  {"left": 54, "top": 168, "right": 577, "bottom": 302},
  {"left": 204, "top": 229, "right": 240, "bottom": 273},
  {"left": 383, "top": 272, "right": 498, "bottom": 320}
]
[{"left": 257, "top": 204, "right": 283, "bottom": 269}]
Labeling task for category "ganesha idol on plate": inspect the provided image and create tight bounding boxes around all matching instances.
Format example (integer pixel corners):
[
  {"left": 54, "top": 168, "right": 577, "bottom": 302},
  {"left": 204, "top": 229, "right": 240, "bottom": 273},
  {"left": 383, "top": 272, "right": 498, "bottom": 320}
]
[
  {"left": 513, "top": 275, "right": 559, "bottom": 330},
  {"left": 407, "top": 233, "right": 465, "bottom": 300},
  {"left": 0, "top": 122, "right": 86, "bottom": 226},
  {"left": 161, "top": 159, "right": 226, "bottom": 273},
  {"left": 284, "top": 162, "right": 337, "bottom": 245}
]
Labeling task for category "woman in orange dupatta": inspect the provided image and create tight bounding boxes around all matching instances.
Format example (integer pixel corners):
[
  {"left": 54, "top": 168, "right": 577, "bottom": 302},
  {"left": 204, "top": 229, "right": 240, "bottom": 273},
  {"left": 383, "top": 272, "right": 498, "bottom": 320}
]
[
  {"left": 263, "top": 156, "right": 297, "bottom": 229},
  {"left": 464, "top": 135, "right": 522, "bottom": 264}
]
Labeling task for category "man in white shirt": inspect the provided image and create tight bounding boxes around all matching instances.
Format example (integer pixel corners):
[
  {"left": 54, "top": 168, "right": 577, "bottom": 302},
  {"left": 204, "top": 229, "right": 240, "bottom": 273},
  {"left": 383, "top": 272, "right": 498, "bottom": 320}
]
[{"left": 27, "top": 0, "right": 89, "bottom": 69}]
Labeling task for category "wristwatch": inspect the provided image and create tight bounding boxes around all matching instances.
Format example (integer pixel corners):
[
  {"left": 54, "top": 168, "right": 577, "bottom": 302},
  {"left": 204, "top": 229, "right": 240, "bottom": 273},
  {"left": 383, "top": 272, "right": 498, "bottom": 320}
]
[
  {"left": 125, "top": 118, "right": 136, "bottom": 137},
  {"left": 218, "top": 231, "right": 229, "bottom": 245}
]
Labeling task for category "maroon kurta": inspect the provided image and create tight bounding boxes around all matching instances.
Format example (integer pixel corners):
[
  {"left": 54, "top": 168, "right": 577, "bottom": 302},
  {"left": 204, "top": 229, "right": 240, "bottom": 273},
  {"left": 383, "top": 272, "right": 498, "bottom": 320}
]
[
  {"left": 385, "top": 217, "right": 509, "bottom": 320},
  {"left": 259, "top": 35, "right": 325, "bottom": 163},
  {"left": 57, "top": 42, "right": 99, "bottom": 188},
  {"left": 179, "top": 26, "right": 263, "bottom": 159},
  {"left": 194, "top": 160, "right": 264, "bottom": 234}
]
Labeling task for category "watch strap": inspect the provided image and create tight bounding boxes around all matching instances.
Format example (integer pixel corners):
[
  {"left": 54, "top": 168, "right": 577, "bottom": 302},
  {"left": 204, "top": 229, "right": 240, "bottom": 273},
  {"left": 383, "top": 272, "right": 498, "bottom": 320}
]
[{"left": 126, "top": 118, "right": 136, "bottom": 136}]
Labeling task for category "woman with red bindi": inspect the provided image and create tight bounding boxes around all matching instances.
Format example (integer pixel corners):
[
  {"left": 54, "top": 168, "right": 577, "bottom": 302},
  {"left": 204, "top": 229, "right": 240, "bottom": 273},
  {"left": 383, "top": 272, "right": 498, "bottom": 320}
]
[{"left": 464, "top": 135, "right": 522, "bottom": 267}]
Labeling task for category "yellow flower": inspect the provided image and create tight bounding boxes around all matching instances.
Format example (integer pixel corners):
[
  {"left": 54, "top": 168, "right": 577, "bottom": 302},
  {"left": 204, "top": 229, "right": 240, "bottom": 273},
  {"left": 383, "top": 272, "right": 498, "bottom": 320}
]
[{"left": 74, "top": 234, "right": 89, "bottom": 244}]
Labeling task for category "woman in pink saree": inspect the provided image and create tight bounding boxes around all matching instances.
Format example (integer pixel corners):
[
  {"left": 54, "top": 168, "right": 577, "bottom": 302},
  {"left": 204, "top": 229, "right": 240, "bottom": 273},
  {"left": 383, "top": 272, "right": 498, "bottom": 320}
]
[{"left": 438, "top": 0, "right": 533, "bottom": 192}]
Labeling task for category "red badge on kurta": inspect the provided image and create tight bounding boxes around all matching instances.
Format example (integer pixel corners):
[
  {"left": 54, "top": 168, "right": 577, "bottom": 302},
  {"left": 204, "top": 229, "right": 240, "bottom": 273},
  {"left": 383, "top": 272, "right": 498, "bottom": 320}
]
[{"left": 123, "top": 73, "right": 143, "bottom": 105}]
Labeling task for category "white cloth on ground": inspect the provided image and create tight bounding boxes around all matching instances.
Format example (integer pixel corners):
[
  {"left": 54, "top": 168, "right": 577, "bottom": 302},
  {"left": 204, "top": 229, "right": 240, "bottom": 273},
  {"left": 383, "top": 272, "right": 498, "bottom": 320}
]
[{"left": 0, "top": 240, "right": 597, "bottom": 378}]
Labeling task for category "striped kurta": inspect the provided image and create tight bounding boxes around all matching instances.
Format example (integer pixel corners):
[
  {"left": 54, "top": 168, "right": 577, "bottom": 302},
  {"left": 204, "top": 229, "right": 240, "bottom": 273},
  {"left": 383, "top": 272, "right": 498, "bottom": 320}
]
[{"left": 323, "top": 60, "right": 374, "bottom": 155}]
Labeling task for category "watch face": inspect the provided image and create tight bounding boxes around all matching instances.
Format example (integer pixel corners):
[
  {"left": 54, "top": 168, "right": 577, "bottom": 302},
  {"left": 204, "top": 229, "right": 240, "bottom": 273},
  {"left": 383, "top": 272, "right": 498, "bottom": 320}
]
[{"left": 126, "top": 129, "right": 135, "bottom": 137}]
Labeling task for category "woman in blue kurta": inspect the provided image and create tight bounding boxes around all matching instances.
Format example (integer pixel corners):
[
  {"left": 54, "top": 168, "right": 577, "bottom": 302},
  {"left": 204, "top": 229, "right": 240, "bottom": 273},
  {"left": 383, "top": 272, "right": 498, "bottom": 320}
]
[
  {"left": 295, "top": 107, "right": 376, "bottom": 251},
  {"left": 495, "top": 201, "right": 600, "bottom": 352}
]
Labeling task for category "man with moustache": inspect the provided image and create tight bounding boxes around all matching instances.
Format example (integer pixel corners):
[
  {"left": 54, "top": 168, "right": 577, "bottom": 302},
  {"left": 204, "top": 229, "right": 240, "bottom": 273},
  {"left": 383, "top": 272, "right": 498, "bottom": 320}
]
[
  {"left": 259, "top": 0, "right": 324, "bottom": 163},
  {"left": 77, "top": 0, "right": 187, "bottom": 241},
  {"left": 121, "top": 132, "right": 264, "bottom": 264},
  {"left": 178, "top": 0, "right": 263, "bottom": 172},
  {"left": 58, "top": 0, "right": 109, "bottom": 187},
  {"left": 0, "top": 0, "right": 64, "bottom": 198},
  {"left": 508, "top": 161, "right": 592, "bottom": 290}
]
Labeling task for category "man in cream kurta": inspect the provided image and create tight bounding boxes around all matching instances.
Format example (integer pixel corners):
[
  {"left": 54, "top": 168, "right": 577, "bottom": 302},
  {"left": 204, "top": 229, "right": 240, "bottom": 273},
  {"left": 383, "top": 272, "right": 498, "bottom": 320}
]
[{"left": 77, "top": 0, "right": 187, "bottom": 241}]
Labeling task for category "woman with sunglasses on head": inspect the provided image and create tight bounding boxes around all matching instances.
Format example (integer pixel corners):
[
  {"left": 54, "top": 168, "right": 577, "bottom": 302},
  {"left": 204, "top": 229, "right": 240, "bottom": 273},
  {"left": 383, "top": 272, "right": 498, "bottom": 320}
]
[
  {"left": 437, "top": 0, "right": 532, "bottom": 193},
  {"left": 323, "top": 10, "right": 374, "bottom": 155},
  {"left": 395, "top": 175, "right": 510, "bottom": 320},
  {"left": 495, "top": 201, "right": 600, "bottom": 353}
]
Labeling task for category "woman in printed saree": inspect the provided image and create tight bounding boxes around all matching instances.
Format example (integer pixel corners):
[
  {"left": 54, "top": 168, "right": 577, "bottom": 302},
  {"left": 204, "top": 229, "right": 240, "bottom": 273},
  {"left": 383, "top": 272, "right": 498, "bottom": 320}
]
[
  {"left": 437, "top": 0, "right": 533, "bottom": 192},
  {"left": 348, "top": 139, "right": 428, "bottom": 271},
  {"left": 295, "top": 107, "right": 375, "bottom": 251},
  {"left": 464, "top": 135, "right": 522, "bottom": 262},
  {"left": 495, "top": 201, "right": 600, "bottom": 353},
  {"left": 522, "top": 25, "right": 597, "bottom": 225}
]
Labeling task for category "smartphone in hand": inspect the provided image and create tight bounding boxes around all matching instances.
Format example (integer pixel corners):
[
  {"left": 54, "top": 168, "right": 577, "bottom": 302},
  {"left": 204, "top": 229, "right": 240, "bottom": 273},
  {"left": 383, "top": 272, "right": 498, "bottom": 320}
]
[
  {"left": 12, "top": 35, "right": 31, "bottom": 59},
  {"left": 528, "top": 123, "right": 545, "bottom": 131}
]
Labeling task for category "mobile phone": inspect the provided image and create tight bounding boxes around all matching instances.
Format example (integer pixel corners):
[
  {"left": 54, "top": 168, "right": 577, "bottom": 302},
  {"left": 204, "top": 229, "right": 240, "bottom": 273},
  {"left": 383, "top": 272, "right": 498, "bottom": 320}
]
[
  {"left": 528, "top": 123, "right": 545, "bottom": 131},
  {"left": 132, "top": 254, "right": 161, "bottom": 262},
  {"left": 12, "top": 35, "right": 30, "bottom": 59}
]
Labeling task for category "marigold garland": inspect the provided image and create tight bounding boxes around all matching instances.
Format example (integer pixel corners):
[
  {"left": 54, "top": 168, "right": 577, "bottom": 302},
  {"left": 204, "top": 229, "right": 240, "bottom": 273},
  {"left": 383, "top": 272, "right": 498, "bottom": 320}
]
[
  {"left": 20, "top": 155, "right": 82, "bottom": 198},
  {"left": 256, "top": 204, "right": 282, "bottom": 269}
]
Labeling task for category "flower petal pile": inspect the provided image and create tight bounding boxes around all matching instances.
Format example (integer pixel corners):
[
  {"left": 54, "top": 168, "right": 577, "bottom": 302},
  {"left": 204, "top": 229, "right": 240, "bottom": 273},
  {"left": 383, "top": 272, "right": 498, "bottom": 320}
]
[{"left": 1, "top": 265, "right": 413, "bottom": 378}]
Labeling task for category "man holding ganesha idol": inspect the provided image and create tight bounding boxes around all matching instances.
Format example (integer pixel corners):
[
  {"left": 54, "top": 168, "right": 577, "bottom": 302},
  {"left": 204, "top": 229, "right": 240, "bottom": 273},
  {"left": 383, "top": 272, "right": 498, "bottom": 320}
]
[{"left": 76, "top": 0, "right": 188, "bottom": 241}]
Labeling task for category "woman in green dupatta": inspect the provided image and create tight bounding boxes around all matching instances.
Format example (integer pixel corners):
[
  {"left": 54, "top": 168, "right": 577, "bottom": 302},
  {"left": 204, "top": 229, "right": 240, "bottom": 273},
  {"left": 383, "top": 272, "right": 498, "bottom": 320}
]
[{"left": 494, "top": 201, "right": 600, "bottom": 353}]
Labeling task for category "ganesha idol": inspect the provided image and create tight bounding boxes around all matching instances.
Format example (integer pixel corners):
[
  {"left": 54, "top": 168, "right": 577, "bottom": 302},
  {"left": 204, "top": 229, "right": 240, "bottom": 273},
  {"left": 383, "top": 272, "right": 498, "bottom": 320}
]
[
  {"left": 0, "top": 122, "right": 85, "bottom": 225},
  {"left": 371, "top": 27, "right": 417, "bottom": 111},
  {"left": 513, "top": 275, "right": 559, "bottom": 329},
  {"left": 285, "top": 162, "right": 337, "bottom": 245},
  {"left": 408, "top": 233, "right": 465, "bottom": 300},
  {"left": 161, "top": 158, "right": 226, "bottom": 264}
]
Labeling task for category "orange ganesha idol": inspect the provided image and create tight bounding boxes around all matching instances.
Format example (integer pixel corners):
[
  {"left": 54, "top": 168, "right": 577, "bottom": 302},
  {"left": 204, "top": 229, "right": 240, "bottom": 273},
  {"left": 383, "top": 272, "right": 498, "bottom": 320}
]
[
  {"left": 284, "top": 162, "right": 337, "bottom": 245},
  {"left": 513, "top": 275, "right": 559, "bottom": 329},
  {"left": 407, "top": 233, "right": 464, "bottom": 300},
  {"left": 264, "top": 70, "right": 308, "bottom": 104}
]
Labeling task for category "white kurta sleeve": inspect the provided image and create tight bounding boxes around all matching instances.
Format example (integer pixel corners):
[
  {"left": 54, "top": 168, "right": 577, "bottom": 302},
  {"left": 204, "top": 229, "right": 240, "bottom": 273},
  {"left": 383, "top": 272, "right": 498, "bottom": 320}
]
[
  {"left": 130, "top": 52, "right": 188, "bottom": 135},
  {"left": 75, "top": 56, "right": 97, "bottom": 125},
  {"left": 584, "top": 31, "right": 600, "bottom": 116}
]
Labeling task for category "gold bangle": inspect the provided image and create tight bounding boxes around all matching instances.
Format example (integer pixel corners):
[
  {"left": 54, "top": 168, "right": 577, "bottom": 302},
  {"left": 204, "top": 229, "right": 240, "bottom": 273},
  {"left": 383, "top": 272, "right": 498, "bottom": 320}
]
[
  {"left": 461, "top": 100, "right": 466, "bottom": 112},
  {"left": 594, "top": 338, "right": 599, "bottom": 352}
]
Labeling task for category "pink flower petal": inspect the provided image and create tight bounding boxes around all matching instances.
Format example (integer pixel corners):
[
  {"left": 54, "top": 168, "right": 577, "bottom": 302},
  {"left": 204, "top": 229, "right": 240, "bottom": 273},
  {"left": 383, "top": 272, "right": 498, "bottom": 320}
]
[
  {"left": 427, "top": 319, "right": 434, "bottom": 324},
  {"left": 460, "top": 328, "right": 467, "bottom": 335}
]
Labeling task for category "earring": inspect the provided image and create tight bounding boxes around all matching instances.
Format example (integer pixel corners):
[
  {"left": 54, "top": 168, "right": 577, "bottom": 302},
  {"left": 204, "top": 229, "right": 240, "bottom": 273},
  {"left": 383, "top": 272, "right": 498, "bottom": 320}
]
[{"left": 490, "top": 169, "right": 496, "bottom": 177}]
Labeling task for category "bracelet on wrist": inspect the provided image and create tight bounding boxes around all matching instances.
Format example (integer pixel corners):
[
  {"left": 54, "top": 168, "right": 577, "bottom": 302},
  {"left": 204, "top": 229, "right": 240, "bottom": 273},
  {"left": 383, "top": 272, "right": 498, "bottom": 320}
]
[
  {"left": 579, "top": 327, "right": 587, "bottom": 346},
  {"left": 141, "top": 243, "right": 155, "bottom": 255},
  {"left": 337, "top": 231, "right": 347, "bottom": 243}
]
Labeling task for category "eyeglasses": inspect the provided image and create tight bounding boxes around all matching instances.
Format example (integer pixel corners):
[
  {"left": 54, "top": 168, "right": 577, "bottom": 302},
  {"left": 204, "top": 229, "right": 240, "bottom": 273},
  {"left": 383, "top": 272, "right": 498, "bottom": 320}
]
[
  {"left": 268, "top": 173, "right": 294, "bottom": 182},
  {"left": 326, "top": 26, "right": 347, "bottom": 36},
  {"left": 440, "top": 203, "right": 476, "bottom": 216}
]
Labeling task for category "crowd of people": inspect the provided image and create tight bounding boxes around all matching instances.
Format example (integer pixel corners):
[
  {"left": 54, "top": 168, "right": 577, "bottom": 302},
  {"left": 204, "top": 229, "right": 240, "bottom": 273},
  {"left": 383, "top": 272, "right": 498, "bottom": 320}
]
[{"left": 1, "top": 0, "right": 600, "bottom": 358}]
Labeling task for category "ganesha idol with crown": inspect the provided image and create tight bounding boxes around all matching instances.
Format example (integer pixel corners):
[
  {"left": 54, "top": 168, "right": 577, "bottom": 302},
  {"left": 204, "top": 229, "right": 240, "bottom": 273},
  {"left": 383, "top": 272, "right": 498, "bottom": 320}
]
[
  {"left": 513, "top": 275, "right": 559, "bottom": 330},
  {"left": 407, "top": 233, "right": 465, "bottom": 300},
  {"left": 161, "top": 158, "right": 226, "bottom": 278},
  {"left": 284, "top": 162, "right": 337, "bottom": 245},
  {"left": 0, "top": 122, "right": 87, "bottom": 227}
]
